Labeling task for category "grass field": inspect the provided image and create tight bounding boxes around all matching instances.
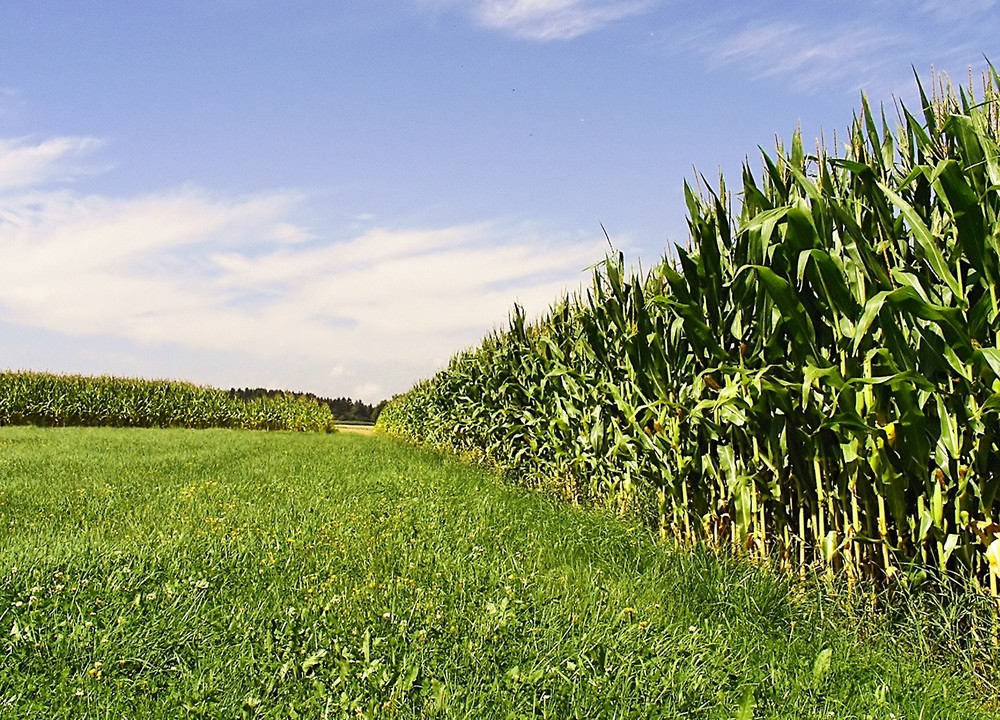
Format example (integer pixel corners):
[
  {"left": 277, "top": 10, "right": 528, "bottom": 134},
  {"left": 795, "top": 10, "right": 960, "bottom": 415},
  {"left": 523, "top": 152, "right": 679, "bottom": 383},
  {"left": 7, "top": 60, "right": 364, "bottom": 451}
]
[{"left": 0, "top": 427, "right": 996, "bottom": 718}]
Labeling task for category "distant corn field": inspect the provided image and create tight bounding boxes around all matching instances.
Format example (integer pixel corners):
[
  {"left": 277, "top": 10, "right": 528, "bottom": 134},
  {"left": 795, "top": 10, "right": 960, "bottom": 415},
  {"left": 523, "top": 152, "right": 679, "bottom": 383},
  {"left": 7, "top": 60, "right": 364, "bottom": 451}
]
[
  {"left": 378, "top": 69, "right": 1000, "bottom": 595},
  {"left": 0, "top": 371, "right": 337, "bottom": 432}
]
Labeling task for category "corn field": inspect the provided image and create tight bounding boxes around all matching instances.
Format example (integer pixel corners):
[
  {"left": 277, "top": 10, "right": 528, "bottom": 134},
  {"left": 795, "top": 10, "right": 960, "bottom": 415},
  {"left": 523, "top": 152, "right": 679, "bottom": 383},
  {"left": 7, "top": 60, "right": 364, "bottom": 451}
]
[
  {"left": 0, "top": 371, "right": 337, "bottom": 432},
  {"left": 378, "top": 70, "right": 1000, "bottom": 593}
]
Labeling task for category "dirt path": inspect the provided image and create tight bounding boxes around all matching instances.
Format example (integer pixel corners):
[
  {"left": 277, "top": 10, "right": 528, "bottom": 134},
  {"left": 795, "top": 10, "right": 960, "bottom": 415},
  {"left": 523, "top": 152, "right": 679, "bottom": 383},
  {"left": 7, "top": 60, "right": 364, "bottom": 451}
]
[{"left": 336, "top": 424, "right": 375, "bottom": 435}]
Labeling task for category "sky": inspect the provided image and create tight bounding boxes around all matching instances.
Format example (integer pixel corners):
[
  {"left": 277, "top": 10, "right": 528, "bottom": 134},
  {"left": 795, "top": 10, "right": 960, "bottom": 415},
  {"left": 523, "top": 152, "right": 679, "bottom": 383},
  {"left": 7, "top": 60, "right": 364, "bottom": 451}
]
[{"left": 1, "top": 1, "right": 997, "bottom": 403}]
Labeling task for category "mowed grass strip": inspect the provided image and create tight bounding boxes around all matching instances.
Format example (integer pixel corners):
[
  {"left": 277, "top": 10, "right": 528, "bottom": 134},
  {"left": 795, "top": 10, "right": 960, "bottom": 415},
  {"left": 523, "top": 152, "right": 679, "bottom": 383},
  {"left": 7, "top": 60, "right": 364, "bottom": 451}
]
[{"left": 0, "top": 428, "right": 993, "bottom": 719}]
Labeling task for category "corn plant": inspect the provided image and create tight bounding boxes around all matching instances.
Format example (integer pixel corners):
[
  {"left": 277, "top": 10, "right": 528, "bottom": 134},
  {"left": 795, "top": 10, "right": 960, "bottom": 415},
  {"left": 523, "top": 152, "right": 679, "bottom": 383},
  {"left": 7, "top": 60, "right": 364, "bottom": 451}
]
[
  {"left": 0, "top": 371, "right": 337, "bottom": 433},
  {"left": 378, "top": 69, "right": 1000, "bottom": 594}
]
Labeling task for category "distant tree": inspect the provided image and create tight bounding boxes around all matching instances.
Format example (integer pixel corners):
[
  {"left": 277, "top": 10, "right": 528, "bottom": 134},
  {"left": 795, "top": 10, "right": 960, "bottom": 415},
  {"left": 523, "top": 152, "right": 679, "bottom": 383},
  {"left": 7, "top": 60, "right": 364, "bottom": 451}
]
[
  {"left": 371, "top": 399, "right": 388, "bottom": 423},
  {"left": 228, "top": 388, "right": 379, "bottom": 422}
]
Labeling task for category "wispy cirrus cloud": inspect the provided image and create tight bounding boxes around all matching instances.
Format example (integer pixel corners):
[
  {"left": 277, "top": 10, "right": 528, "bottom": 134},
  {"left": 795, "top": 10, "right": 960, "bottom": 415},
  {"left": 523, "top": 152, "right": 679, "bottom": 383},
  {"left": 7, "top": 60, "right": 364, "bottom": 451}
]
[
  {"left": 476, "top": 0, "right": 658, "bottom": 40},
  {"left": 917, "top": 0, "right": 999, "bottom": 22},
  {"left": 701, "top": 20, "right": 906, "bottom": 93},
  {"left": 419, "top": 0, "right": 658, "bottom": 40},
  {"left": 0, "top": 136, "right": 602, "bottom": 400},
  {"left": 683, "top": 4, "right": 996, "bottom": 98}
]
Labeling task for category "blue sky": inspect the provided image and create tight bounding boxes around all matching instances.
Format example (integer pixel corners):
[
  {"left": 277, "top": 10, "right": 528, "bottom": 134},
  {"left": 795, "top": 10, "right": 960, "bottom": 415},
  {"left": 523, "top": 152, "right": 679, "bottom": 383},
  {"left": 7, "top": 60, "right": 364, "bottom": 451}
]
[{"left": 1, "top": 1, "right": 997, "bottom": 402}]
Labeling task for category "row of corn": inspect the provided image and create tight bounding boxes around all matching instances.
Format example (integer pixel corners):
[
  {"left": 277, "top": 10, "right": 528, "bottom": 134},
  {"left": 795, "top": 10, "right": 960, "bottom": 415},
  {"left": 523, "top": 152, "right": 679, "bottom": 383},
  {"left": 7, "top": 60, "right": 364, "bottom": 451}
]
[
  {"left": 378, "top": 70, "right": 1000, "bottom": 592},
  {"left": 0, "top": 371, "right": 337, "bottom": 432}
]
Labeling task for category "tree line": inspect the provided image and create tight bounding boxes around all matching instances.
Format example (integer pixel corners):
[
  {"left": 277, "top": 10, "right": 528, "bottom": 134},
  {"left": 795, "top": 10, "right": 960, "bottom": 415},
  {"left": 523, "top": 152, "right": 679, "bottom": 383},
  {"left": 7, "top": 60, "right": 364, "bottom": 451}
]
[{"left": 228, "top": 388, "right": 386, "bottom": 423}]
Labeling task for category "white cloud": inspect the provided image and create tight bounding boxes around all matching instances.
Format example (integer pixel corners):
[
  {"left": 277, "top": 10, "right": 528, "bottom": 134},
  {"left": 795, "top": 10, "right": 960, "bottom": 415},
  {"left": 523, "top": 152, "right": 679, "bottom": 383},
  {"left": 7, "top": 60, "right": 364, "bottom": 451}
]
[
  {"left": 689, "top": 7, "right": 997, "bottom": 98},
  {"left": 268, "top": 222, "right": 315, "bottom": 245},
  {"left": 0, "top": 136, "right": 603, "bottom": 401},
  {"left": 918, "top": 0, "right": 999, "bottom": 21},
  {"left": 353, "top": 382, "right": 385, "bottom": 401},
  {"left": 0, "top": 136, "right": 103, "bottom": 191},
  {"left": 704, "top": 21, "right": 904, "bottom": 93},
  {"left": 420, "top": 0, "right": 657, "bottom": 40}
]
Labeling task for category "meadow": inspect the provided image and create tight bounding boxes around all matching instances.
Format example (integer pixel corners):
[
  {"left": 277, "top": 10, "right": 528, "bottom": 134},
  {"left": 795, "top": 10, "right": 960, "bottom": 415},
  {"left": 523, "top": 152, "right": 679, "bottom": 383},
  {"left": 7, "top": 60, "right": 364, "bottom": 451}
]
[
  {"left": 3, "top": 68, "right": 1000, "bottom": 720},
  {"left": 0, "top": 427, "right": 996, "bottom": 718}
]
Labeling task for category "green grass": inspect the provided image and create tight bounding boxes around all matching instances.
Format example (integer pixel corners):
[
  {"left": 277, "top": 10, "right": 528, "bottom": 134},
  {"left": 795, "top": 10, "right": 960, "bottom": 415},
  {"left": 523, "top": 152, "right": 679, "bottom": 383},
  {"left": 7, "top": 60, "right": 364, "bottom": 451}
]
[{"left": 0, "top": 427, "right": 995, "bottom": 718}]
